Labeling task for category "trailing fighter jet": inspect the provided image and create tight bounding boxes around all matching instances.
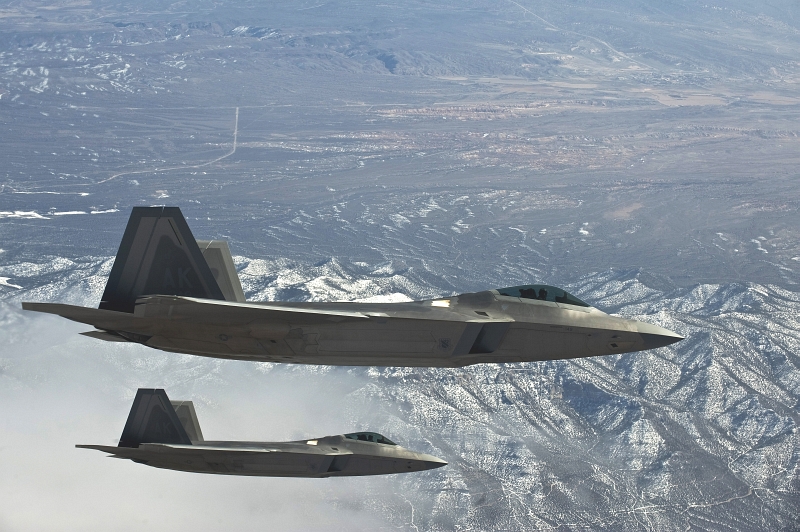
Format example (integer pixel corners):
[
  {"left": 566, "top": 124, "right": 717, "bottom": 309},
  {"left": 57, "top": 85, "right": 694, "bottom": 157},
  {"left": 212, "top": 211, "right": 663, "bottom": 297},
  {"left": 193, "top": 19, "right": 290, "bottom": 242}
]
[
  {"left": 79, "top": 388, "right": 446, "bottom": 477},
  {"left": 23, "top": 207, "right": 683, "bottom": 366}
]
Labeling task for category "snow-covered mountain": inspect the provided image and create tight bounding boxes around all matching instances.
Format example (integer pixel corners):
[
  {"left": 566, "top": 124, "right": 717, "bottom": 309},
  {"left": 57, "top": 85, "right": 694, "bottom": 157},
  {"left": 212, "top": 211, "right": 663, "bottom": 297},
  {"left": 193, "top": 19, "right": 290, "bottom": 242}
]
[{"left": 1, "top": 256, "right": 797, "bottom": 530}]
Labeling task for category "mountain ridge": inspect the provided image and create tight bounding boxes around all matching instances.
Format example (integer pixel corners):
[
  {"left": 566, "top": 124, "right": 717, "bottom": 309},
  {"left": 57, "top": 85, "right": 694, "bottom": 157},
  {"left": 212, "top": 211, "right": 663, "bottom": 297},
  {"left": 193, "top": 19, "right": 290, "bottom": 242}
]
[{"left": 0, "top": 255, "right": 797, "bottom": 530}]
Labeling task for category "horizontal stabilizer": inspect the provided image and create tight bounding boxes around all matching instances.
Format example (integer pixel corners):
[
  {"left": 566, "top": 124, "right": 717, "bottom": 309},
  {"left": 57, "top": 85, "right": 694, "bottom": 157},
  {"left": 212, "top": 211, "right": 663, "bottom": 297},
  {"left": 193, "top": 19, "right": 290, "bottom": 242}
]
[
  {"left": 79, "top": 330, "right": 129, "bottom": 342},
  {"left": 22, "top": 302, "right": 141, "bottom": 327}
]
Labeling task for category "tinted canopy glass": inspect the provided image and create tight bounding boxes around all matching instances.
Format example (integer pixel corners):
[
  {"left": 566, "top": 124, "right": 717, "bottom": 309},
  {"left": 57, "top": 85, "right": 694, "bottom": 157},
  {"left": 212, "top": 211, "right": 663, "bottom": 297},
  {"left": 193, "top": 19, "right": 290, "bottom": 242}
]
[
  {"left": 496, "top": 284, "right": 590, "bottom": 307},
  {"left": 344, "top": 432, "right": 397, "bottom": 445}
]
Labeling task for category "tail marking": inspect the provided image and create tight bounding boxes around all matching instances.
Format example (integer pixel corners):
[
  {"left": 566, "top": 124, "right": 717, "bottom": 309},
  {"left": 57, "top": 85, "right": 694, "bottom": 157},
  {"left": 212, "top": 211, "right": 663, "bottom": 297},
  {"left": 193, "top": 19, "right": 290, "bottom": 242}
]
[
  {"left": 118, "top": 389, "right": 192, "bottom": 447},
  {"left": 100, "top": 207, "right": 224, "bottom": 313}
]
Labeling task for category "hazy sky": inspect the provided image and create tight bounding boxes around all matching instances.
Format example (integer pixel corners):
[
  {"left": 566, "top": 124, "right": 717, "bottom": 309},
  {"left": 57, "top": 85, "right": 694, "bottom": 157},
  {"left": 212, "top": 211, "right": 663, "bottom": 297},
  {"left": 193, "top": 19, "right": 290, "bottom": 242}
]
[{"left": 0, "top": 305, "right": 412, "bottom": 531}]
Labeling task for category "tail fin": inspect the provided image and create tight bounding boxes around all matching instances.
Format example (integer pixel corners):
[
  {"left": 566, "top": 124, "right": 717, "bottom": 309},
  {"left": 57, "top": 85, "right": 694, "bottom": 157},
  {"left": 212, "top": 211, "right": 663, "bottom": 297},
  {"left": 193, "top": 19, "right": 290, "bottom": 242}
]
[
  {"left": 100, "top": 207, "right": 225, "bottom": 313},
  {"left": 118, "top": 389, "right": 192, "bottom": 447},
  {"left": 197, "top": 240, "right": 246, "bottom": 303},
  {"left": 170, "top": 400, "right": 204, "bottom": 442}
]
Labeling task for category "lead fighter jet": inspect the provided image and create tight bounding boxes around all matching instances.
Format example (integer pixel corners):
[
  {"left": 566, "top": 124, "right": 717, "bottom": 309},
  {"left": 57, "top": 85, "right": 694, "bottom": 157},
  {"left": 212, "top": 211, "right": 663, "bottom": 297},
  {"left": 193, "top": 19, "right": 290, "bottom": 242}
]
[
  {"left": 23, "top": 207, "right": 683, "bottom": 366},
  {"left": 80, "top": 388, "right": 446, "bottom": 477}
]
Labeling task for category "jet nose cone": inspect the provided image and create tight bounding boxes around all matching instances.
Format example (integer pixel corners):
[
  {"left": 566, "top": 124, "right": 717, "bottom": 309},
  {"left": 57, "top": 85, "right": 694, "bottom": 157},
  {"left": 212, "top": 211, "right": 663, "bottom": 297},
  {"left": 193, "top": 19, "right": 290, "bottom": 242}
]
[
  {"left": 636, "top": 322, "right": 684, "bottom": 350},
  {"left": 421, "top": 454, "right": 448, "bottom": 470}
]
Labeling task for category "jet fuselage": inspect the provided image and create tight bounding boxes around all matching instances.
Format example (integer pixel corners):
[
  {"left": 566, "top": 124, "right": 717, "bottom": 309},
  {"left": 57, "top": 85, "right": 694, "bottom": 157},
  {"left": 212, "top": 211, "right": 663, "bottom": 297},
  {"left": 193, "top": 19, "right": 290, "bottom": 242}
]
[
  {"left": 81, "top": 435, "right": 446, "bottom": 477},
  {"left": 25, "top": 288, "right": 681, "bottom": 367},
  {"left": 80, "top": 389, "right": 446, "bottom": 478},
  {"left": 22, "top": 207, "right": 683, "bottom": 367}
]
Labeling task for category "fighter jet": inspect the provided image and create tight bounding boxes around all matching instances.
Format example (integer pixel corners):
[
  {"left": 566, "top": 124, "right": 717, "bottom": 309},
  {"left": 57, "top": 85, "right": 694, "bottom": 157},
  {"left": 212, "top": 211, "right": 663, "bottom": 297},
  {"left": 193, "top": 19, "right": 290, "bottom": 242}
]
[
  {"left": 23, "top": 207, "right": 683, "bottom": 367},
  {"left": 80, "top": 388, "right": 446, "bottom": 477}
]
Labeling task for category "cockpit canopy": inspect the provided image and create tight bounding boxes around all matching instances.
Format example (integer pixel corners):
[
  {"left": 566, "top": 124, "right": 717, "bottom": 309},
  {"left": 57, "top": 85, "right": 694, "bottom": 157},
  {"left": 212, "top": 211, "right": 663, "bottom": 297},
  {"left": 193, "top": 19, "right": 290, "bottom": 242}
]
[
  {"left": 496, "top": 284, "right": 590, "bottom": 307},
  {"left": 344, "top": 432, "right": 397, "bottom": 445}
]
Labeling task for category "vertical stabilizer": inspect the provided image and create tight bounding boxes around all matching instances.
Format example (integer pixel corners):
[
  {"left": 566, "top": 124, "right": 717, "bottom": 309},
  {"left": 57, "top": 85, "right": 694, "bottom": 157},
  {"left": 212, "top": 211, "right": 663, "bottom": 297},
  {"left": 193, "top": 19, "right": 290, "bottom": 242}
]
[
  {"left": 196, "top": 240, "right": 246, "bottom": 303},
  {"left": 118, "top": 389, "right": 192, "bottom": 447},
  {"left": 100, "top": 207, "right": 225, "bottom": 313},
  {"left": 170, "top": 400, "right": 204, "bottom": 442}
]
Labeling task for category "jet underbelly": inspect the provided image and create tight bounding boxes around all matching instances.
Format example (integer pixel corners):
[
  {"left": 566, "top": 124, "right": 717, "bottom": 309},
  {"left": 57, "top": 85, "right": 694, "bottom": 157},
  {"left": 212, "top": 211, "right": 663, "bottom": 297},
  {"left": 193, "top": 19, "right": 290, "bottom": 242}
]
[
  {"left": 317, "top": 329, "right": 437, "bottom": 353},
  {"left": 499, "top": 325, "right": 592, "bottom": 362},
  {"left": 143, "top": 449, "right": 432, "bottom": 477},
  {"left": 585, "top": 330, "right": 638, "bottom": 355},
  {"left": 293, "top": 320, "right": 470, "bottom": 359},
  {"left": 142, "top": 448, "right": 330, "bottom": 477},
  {"left": 332, "top": 455, "right": 400, "bottom": 476}
]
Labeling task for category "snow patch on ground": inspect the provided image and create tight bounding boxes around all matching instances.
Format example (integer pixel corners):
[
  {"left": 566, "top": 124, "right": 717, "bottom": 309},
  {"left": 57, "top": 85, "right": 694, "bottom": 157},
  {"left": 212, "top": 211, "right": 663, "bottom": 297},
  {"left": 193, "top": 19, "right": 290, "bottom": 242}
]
[
  {"left": 0, "top": 211, "right": 49, "bottom": 219},
  {"left": 0, "top": 277, "right": 22, "bottom": 289}
]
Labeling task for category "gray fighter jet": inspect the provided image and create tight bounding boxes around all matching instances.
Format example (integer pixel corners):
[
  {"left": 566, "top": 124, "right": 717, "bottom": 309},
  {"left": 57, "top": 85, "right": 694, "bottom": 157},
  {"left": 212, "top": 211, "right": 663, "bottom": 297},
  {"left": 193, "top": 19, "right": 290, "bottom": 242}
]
[
  {"left": 79, "top": 388, "right": 446, "bottom": 477},
  {"left": 23, "top": 207, "right": 683, "bottom": 366}
]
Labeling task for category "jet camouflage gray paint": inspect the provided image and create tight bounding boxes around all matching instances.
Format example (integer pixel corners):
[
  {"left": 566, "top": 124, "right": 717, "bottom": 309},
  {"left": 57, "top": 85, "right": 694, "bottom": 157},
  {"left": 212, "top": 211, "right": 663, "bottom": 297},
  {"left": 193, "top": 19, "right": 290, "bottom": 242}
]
[
  {"left": 23, "top": 207, "right": 683, "bottom": 366},
  {"left": 79, "top": 389, "right": 446, "bottom": 477}
]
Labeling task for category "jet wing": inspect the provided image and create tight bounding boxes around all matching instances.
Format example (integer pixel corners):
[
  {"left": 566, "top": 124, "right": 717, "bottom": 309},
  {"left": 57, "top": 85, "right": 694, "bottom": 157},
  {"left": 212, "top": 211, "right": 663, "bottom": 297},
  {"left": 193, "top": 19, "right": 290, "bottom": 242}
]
[
  {"left": 76, "top": 443, "right": 350, "bottom": 456},
  {"left": 134, "top": 295, "right": 372, "bottom": 322},
  {"left": 132, "top": 295, "right": 515, "bottom": 324},
  {"left": 22, "top": 299, "right": 378, "bottom": 332},
  {"left": 24, "top": 297, "right": 516, "bottom": 361},
  {"left": 23, "top": 295, "right": 514, "bottom": 327}
]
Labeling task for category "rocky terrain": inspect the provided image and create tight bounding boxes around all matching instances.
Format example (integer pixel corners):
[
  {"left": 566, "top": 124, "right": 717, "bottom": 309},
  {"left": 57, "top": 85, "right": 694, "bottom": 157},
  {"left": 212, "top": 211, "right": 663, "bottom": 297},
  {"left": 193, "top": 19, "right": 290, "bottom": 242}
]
[{"left": 1, "top": 256, "right": 797, "bottom": 530}]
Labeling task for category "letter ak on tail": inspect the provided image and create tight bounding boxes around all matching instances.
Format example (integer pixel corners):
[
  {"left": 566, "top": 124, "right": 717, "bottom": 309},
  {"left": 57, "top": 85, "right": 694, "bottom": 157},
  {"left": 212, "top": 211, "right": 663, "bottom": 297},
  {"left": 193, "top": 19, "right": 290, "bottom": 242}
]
[{"left": 100, "top": 206, "right": 227, "bottom": 312}]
